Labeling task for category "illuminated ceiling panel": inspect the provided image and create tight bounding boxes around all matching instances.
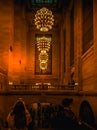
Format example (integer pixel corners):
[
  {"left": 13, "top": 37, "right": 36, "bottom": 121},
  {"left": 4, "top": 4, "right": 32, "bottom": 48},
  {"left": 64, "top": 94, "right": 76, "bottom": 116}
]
[
  {"left": 26, "top": 0, "right": 71, "bottom": 13},
  {"left": 31, "top": 0, "right": 58, "bottom": 5}
]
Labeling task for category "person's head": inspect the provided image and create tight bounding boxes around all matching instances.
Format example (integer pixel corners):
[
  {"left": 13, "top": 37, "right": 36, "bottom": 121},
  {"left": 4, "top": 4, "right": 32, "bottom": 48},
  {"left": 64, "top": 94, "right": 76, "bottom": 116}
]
[
  {"left": 13, "top": 100, "right": 25, "bottom": 115},
  {"left": 62, "top": 98, "right": 73, "bottom": 107}
]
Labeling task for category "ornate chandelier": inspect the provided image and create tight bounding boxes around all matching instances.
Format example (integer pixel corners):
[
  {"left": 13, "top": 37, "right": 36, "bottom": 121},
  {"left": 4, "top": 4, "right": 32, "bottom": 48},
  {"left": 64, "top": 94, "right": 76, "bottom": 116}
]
[
  {"left": 39, "top": 50, "right": 48, "bottom": 63},
  {"left": 37, "top": 36, "right": 51, "bottom": 71},
  {"left": 34, "top": 7, "right": 54, "bottom": 32},
  {"left": 37, "top": 36, "right": 51, "bottom": 52},
  {"left": 40, "top": 61, "right": 48, "bottom": 70},
  {"left": 39, "top": 50, "right": 48, "bottom": 70}
]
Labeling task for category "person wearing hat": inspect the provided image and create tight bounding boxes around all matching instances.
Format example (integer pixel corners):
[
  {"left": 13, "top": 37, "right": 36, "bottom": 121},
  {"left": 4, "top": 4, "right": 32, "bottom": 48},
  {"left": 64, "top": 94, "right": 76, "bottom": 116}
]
[{"left": 56, "top": 98, "right": 79, "bottom": 130}]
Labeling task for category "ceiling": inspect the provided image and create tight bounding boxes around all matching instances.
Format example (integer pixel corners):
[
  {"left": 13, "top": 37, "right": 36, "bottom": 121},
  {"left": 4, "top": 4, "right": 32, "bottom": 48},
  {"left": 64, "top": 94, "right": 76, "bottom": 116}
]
[{"left": 26, "top": 0, "right": 71, "bottom": 13}]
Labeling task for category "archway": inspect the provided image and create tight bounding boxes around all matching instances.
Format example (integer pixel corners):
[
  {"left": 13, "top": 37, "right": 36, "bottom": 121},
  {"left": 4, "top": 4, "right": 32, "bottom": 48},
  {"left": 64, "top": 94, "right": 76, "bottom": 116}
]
[{"left": 79, "top": 100, "right": 95, "bottom": 127}]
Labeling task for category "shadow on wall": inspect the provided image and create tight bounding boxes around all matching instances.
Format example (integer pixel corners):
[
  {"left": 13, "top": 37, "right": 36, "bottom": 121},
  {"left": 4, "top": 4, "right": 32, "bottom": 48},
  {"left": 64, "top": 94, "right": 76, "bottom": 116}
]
[{"left": 79, "top": 100, "right": 96, "bottom": 128}]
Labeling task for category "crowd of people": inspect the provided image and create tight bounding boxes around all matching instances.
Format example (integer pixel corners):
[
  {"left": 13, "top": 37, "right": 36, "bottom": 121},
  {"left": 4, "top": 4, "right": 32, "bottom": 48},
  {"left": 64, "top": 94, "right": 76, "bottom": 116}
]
[{"left": 5, "top": 98, "right": 95, "bottom": 130}]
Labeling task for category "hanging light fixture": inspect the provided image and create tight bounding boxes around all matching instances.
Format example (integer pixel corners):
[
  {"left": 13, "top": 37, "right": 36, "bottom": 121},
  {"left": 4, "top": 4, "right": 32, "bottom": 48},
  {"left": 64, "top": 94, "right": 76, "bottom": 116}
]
[
  {"left": 34, "top": 7, "right": 54, "bottom": 32},
  {"left": 40, "top": 61, "right": 48, "bottom": 70},
  {"left": 37, "top": 36, "right": 51, "bottom": 52},
  {"left": 39, "top": 50, "right": 48, "bottom": 63},
  {"left": 39, "top": 50, "right": 48, "bottom": 70},
  {"left": 37, "top": 36, "right": 51, "bottom": 71}
]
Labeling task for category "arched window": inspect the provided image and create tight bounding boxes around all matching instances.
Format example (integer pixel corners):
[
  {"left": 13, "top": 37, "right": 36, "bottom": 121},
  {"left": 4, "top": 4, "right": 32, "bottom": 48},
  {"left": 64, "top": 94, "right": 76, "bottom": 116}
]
[{"left": 82, "top": 0, "right": 93, "bottom": 54}]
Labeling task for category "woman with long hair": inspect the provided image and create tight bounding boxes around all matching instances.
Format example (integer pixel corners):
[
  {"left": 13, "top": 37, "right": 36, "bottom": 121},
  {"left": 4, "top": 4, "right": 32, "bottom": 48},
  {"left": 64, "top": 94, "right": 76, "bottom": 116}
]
[{"left": 7, "top": 99, "right": 32, "bottom": 130}]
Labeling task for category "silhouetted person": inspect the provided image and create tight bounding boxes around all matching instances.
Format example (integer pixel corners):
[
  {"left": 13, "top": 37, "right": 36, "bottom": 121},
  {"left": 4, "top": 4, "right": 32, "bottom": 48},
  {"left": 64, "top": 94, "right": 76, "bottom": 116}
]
[
  {"left": 26, "top": 104, "right": 35, "bottom": 130},
  {"left": 56, "top": 98, "right": 79, "bottom": 130},
  {"left": 71, "top": 80, "right": 75, "bottom": 85},
  {"left": 7, "top": 99, "right": 32, "bottom": 130}
]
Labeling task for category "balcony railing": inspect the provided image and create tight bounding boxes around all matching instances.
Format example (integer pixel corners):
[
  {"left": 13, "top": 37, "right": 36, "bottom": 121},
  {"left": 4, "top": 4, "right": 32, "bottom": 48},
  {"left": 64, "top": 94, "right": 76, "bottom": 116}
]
[{"left": 8, "top": 84, "right": 77, "bottom": 91}]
